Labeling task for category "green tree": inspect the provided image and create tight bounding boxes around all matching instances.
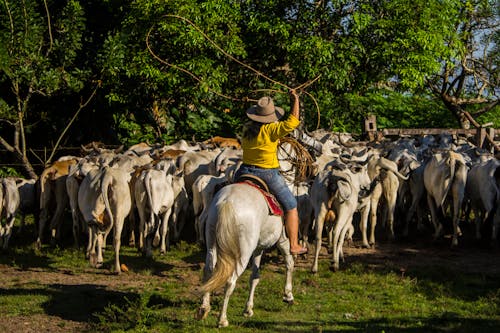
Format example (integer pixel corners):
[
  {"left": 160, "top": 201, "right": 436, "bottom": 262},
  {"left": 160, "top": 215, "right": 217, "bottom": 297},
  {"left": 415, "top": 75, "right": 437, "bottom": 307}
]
[
  {"left": 0, "top": 0, "right": 87, "bottom": 178},
  {"left": 426, "top": 0, "right": 499, "bottom": 129}
]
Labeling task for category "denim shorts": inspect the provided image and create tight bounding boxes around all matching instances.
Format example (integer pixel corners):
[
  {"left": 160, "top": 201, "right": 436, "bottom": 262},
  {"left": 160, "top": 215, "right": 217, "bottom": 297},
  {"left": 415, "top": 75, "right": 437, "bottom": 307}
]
[{"left": 234, "top": 164, "right": 297, "bottom": 211}]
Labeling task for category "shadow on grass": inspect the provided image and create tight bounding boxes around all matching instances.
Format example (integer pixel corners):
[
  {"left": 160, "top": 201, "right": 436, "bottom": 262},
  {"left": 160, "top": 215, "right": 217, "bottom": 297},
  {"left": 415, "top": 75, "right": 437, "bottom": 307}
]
[
  {"left": 236, "top": 316, "right": 500, "bottom": 332},
  {"left": 0, "top": 284, "right": 139, "bottom": 323}
]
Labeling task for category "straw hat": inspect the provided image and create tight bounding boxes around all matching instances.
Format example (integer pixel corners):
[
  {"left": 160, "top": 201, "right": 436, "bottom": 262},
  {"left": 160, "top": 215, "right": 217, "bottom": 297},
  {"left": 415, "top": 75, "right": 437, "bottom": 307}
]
[{"left": 245, "top": 96, "right": 285, "bottom": 123}]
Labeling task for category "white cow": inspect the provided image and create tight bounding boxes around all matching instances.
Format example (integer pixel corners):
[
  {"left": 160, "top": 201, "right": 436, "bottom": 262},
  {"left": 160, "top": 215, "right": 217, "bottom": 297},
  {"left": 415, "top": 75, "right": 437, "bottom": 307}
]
[
  {"left": 423, "top": 150, "right": 468, "bottom": 246},
  {"left": 310, "top": 162, "right": 373, "bottom": 272},
  {"left": 366, "top": 154, "right": 408, "bottom": 246},
  {"left": 79, "top": 166, "right": 132, "bottom": 273},
  {"left": 134, "top": 160, "right": 179, "bottom": 257},
  {"left": 13, "top": 177, "right": 37, "bottom": 234},
  {"left": 0, "top": 178, "right": 20, "bottom": 250},
  {"left": 192, "top": 173, "right": 229, "bottom": 245},
  {"left": 465, "top": 158, "right": 500, "bottom": 242}
]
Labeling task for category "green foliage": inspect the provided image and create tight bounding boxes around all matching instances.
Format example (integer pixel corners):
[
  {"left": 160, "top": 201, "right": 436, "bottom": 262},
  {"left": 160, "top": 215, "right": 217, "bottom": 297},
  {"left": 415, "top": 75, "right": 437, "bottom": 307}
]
[
  {"left": 0, "top": 0, "right": 498, "bottom": 149},
  {"left": 0, "top": 166, "right": 20, "bottom": 177}
]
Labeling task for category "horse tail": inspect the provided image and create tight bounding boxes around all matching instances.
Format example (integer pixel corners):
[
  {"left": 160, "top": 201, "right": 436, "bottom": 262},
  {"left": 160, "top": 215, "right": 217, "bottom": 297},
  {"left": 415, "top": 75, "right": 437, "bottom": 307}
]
[{"left": 201, "top": 200, "right": 241, "bottom": 293}]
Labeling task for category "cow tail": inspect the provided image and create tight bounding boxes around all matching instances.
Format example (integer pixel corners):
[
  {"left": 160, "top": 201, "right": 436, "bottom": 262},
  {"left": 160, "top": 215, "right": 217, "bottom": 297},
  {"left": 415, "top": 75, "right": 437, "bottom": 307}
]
[
  {"left": 144, "top": 172, "right": 155, "bottom": 224},
  {"left": 201, "top": 200, "right": 241, "bottom": 293},
  {"left": 39, "top": 166, "right": 53, "bottom": 210},
  {"left": 0, "top": 179, "right": 5, "bottom": 218},
  {"left": 100, "top": 169, "right": 114, "bottom": 228},
  {"left": 440, "top": 155, "right": 457, "bottom": 210}
]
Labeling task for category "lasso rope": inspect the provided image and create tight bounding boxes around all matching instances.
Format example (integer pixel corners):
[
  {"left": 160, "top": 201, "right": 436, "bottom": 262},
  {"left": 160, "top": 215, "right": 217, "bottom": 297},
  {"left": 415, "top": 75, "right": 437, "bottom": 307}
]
[{"left": 146, "top": 14, "right": 322, "bottom": 128}]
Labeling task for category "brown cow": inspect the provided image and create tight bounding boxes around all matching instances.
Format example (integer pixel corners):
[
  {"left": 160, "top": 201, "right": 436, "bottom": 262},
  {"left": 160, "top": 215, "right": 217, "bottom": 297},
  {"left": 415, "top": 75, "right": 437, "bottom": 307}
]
[{"left": 37, "top": 157, "right": 79, "bottom": 248}]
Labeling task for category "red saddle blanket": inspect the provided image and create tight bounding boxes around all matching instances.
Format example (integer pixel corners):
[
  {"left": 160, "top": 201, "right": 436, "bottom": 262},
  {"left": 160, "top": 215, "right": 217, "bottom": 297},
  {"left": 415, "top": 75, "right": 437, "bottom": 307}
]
[{"left": 238, "top": 180, "right": 283, "bottom": 216}]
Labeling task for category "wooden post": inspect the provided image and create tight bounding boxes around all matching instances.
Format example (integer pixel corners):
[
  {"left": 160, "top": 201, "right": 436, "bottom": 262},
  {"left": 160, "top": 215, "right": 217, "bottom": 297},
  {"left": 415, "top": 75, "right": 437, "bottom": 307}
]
[
  {"left": 476, "top": 127, "right": 486, "bottom": 149},
  {"left": 364, "top": 115, "right": 377, "bottom": 141}
]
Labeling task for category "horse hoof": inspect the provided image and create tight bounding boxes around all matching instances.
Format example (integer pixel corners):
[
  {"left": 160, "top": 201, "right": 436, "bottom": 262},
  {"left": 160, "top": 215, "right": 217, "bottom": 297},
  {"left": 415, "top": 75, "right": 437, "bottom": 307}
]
[{"left": 196, "top": 307, "right": 210, "bottom": 320}]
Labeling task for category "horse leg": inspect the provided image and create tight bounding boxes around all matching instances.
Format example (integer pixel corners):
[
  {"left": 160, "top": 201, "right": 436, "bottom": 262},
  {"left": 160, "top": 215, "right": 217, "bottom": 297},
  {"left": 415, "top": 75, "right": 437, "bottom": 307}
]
[
  {"left": 218, "top": 274, "right": 238, "bottom": 328},
  {"left": 197, "top": 240, "right": 217, "bottom": 321},
  {"left": 244, "top": 249, "right": 264, "bottom": 317}
]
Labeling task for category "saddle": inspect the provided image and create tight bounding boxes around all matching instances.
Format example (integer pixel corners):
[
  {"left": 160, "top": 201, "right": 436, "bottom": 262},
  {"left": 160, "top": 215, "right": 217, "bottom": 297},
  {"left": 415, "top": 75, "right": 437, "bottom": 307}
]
[{"left": 235, "top": 174, "right": 283, "bottom": 216}]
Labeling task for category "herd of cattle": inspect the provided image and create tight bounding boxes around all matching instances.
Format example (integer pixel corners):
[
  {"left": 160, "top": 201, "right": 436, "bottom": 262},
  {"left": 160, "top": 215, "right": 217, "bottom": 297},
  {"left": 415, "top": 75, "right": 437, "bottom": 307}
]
[{"left": 0, "top": 129, "right": 499, "bottom": 273}]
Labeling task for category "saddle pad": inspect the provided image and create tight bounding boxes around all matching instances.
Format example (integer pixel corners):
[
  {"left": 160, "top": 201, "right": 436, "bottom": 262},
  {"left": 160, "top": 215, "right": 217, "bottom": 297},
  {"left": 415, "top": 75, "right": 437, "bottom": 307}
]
[{"left": 239, "top": 180, "right": 283, "bottom": 216}]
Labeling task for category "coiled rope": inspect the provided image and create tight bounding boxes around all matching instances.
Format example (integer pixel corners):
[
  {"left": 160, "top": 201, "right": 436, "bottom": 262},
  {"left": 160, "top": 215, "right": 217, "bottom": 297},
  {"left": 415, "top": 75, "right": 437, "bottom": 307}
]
[{"left": 279, "top": 136, "right": 316, "bottom": 184}]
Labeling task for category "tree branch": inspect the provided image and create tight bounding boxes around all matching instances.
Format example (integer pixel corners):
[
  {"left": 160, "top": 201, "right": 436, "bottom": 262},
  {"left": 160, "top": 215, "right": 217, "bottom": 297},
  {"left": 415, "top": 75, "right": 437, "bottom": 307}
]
[{"left": 46, "top": 81, "right": 101, "bottom": 164}]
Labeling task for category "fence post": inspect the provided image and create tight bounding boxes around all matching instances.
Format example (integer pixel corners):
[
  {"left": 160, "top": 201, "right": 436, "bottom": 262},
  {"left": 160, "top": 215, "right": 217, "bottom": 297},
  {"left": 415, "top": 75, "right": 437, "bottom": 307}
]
[{"left": 364, "top": 115, "right": 377, "bottom": 141}]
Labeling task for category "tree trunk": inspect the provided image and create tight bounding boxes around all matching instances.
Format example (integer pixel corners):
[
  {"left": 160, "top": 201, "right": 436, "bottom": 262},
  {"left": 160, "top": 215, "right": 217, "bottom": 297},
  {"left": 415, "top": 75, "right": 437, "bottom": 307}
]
[
  {"left": 14, "top": 150, "right": 38, "bottom": 180},
  {"left": 443, "top": 100, "right": 470, "bottom": 129}
]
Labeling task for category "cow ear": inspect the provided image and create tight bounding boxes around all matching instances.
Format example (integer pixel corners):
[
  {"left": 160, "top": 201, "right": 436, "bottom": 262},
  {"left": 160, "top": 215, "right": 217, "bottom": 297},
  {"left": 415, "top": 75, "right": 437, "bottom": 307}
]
[{"left": 338, "top": 180, "right": 352, "bottom": 201}]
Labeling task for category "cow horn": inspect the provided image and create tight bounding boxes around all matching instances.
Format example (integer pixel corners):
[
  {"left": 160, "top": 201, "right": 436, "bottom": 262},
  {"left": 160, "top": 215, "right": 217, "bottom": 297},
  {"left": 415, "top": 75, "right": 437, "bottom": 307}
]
[
  {"left": 81, "top": 144, "right": 92, "bottom": 153},
  {"left": 114, "top": 145, "right": 124, "bottom": 153}
]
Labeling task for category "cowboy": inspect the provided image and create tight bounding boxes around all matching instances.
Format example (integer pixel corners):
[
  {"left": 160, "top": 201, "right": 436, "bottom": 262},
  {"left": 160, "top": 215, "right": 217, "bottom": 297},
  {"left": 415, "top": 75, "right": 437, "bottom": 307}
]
[{"left": 234, "top": 90, "right": 308, "bottom": 255}]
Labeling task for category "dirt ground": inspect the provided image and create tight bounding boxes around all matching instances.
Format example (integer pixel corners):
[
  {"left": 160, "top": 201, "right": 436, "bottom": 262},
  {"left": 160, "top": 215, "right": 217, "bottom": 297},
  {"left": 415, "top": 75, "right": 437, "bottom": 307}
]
[{"left": 1, "top": 232, "right": 499, "bottom": 333}]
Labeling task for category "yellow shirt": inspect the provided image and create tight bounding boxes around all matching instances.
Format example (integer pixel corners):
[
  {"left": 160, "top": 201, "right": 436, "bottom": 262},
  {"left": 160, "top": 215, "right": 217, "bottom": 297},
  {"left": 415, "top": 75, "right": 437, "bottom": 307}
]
[{"left": 241, "top": 115, "right": 300, "bottom": 168}]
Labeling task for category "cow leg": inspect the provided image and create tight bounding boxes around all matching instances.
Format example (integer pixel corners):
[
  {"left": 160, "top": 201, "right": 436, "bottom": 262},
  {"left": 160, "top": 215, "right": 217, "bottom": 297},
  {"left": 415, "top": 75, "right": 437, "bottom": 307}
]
[
  {"left": 88, "top": 226, "right": 98, "bottom": 266},
  {"left": 114, "top": 219, "right": 124, "bottom": 274},
  {"left": 71, "top": 209, "right": 81, "bottom": 248},
  {"left": 311, "top": 207, "right": 327, "bottom": 273},
  {"left": 426, "top": 194, "right": 442, "bottom": 239},
  {"left": 385, "top": 191, "right": 397, "bottom": 241},
  {"left": 331, "top": 210, "right": 351, "bottom": 271},
  {"left": 276, "top": 232, "right": 294, "bottom": 303},
  {"left": 359, "top": 203, "right": 371, "bottom": 248},
  {"left": 96, "top": 231, "right": 104, "bottom": 268},
  {"left": 369, "top": 189, "right": 381, "bottom": 247},
  {"left": 37, "top": 210, "right": 49, "bottom": 249},
  {"left": 474, "top": 209, "right": 483, "bottom": 240},
  {"left": 338, "top": 218, "right": 354, "bottom": 264},
  {"left": 85, "top": 224, "right": 93, "bottom": 259},
  {"left": 327, "top": 224, "right": 333, "bottom": 254},
  {"left": 160, "top": 209, "right": 172, "bottom": 255},
  {"left": 2, "top": 214, "right": 16, "bottom": 250},
  {"left": 49, "top": 202, "right": 66, "bottom": 246},
  {"left": 451, "top": 193, "right": 463, "bottom": 248},
  {"left": 492, "top": 206, "right": 500, "bottom": 243},
  {"left": 403, "top": 196, "right": 419, "bottom": 237}
]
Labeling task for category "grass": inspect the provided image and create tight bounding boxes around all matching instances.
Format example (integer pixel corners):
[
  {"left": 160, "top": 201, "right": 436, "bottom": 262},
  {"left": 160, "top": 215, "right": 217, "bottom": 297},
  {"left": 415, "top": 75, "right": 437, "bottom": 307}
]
[{"left": 1, "top": 218, "right": 500, "bottom": 332}]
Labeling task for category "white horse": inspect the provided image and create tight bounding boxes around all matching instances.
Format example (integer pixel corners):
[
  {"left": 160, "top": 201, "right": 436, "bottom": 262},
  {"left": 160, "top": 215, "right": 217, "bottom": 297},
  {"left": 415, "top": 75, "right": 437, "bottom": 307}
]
[
  {"left": 196, "top": 183, "right": 294, "bottom": 327},
  {"left": 196, "top": 140, "right": 301, "bottom": 327}
]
